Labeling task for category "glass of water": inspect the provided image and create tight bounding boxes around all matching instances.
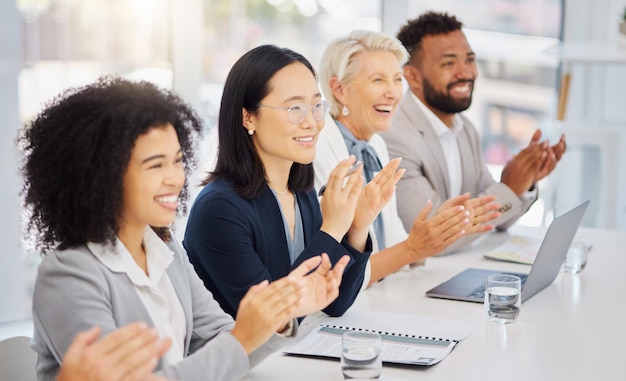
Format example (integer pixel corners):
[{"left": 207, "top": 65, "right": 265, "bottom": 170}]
[
  {"left": 485, "top": 274, "right": 521, "bottom": 324},
  {"left": 563, "top": 241, "right": 591, "bottom": 274},
  {"left": 341, "top": 331, "right": 382, "bottom": 380}
]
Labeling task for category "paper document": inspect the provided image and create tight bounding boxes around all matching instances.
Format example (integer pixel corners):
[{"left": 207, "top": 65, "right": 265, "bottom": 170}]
[
  {"left": 283, "top": 310, "right": 477, "bottom": 366},
  {"left": 483, "top": 235, "right": 542, "bottom": 265}
]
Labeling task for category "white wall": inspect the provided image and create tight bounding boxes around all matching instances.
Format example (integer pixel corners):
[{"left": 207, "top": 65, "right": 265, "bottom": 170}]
[
  {"left": 0, "top": 1, "right": 28, "bottom": 322},
  {"left": 560, "top": 0, "right": 626, "bottom": 229}
]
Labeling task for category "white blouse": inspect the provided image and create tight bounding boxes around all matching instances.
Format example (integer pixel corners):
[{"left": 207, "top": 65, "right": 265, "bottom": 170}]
[{"left": 87, "top": 227, "right": 187, "bottom": 366}]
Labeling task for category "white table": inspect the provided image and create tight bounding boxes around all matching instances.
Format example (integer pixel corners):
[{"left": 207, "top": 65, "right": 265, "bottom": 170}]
[{"left": 243, "top": 226, "right": 626, "bottom": 381}]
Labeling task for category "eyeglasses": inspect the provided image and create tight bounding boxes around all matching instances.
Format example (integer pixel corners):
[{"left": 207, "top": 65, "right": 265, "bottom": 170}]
[{"left": 257, "top": 100, "right": 331, "bottom": 125}]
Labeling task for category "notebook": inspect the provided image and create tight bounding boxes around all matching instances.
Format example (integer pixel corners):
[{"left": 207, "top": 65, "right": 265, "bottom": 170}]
[
  {"left": 425, "top": 200, "right": 589, "bottom": 303},
  {"left": 283, "top": 309, "right": 477, "bottom": 366}
]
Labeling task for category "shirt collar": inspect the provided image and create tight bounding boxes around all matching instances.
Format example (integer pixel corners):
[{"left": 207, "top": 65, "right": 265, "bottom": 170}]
[
  {"left": 409, "top": 92, "right": 464, "bottom": 137},
  {"left": 87, "top": 227, "right": 174, "bottom": 289}
]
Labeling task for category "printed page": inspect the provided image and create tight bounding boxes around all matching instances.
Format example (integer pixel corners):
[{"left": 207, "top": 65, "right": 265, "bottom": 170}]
[
  {"left": 283, "top": 310, "right": 476, "bottom": 366},
  {"left": 284, "top": 325, "right": 455, "bottom": 365},
  {"left": 483, "top": 235, "right": 542, "bottom": 265}
]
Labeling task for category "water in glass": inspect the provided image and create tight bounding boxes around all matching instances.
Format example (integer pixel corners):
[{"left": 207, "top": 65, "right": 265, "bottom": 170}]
[
  {"left": 341, "top": 344, "right": 381, "bottom": 380},
  {"left": 484, "top": 274, "right": 521, "bottom": 324}
]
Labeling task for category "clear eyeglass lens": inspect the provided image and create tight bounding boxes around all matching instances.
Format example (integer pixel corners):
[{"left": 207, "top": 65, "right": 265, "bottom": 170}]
[
  {"left": 288, "top": 102, "right": 329, "bottom": 124},
  {"left": 288, "top": 104, "right": 306, "bottom": 124},
  {"left": 312, "top": 102, "right": 327, "bottom": 121}
]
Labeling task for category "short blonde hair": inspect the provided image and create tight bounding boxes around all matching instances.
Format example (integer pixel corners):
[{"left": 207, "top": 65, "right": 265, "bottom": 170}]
[{"left": 319, "top": 30, "right": 409, "bottom": 117}]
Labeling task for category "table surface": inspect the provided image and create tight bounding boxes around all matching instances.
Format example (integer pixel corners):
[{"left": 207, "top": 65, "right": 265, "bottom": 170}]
[{"left": 243, "top": 226, "right": 626, "bottom": 381}]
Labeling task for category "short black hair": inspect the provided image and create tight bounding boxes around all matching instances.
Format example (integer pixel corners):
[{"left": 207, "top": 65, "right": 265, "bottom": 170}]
[
  {"left": 207, "top": 44, "right": 316, "bottom": 199},
  {"left": 18, "top": 76, "right": 204, "bottom": 253},
  {"left": 397, "top": 11, "right": 463, "bottom": 64}
]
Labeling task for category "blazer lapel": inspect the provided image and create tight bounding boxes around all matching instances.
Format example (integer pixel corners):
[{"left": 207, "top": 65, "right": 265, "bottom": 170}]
[
  {"left": 401, "top": 95, "right": 451, "bottom": 199},
  {"left": 165, "top": 241, "right": 194, "bottom": 352},
  {"left": 456, "top": 124, "right": 476, "bottom": 195},
  {"left": 257, "top": 188, "right": 292, "bottom": 272},
  {"left": 323, "top": 116, "right": 351, "bottom": 160}
]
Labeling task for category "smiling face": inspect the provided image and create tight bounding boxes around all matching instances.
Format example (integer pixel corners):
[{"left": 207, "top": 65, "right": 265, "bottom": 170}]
[
  {"left": 335, "top": 50, "right": 404, "bottom": 141},
  {"left": 244, "top": 62, "right": 324, "bottom": 171},
  {"left": 405, "top": 30, "right": 477, "bottom": 125},
  {"left": 119, "top": 124, "right": 185, "bottom": 237}
]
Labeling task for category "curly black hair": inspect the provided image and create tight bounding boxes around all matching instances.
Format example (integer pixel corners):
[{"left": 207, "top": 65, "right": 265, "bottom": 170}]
[
  {"left": 18, "top": 76, "right": 204, "bottom": 253},
  {"left": 397, "top": 11, "right": 463, "bottom": 64}
]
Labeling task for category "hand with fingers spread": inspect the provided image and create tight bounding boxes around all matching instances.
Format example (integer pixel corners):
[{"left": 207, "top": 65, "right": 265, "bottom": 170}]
[
  {"left": 534, "top": 133, "right": 566, "bottom": 183},
  {"left": 57, "top": 323, "right": 172, "bottom": 381},
  {"left": 459, "top": 194, "right": 501, "bottom": 235},
  {"left": 231, "top": 254, "right": 350, "bottom": 353},
  {"left": 290, "top": 253, "right": 350, "bottom": 318},
  {"left": 231, "top": 275, "right": 305, "bottom": 354},
  {"left": 405, "top": 199, "right": 470, "bottom": 260},
  {"left": 503, "top": 129, "right": 567, "bottom": 195},
  {"left": 319, "top": 156, "right": 365, "bottom": 243},
  {"left": 352, "top": 158, "right": 405, "bottom": 232},
  {"left": 501, "top": 142, "right": 546, "bottom": 195}
]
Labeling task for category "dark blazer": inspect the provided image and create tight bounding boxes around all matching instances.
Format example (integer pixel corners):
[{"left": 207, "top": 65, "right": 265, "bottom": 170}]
[{"left": 183, "top": 178, "right": 371, "bottom": 318}]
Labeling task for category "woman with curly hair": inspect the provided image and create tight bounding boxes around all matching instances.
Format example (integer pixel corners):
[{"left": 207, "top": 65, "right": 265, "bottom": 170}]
[{"left": 19, "top": 76, "right": 349, "bottom": 381}]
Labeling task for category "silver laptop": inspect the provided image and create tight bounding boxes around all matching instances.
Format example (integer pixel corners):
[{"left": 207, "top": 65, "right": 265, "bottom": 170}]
[{"left": 426, "top": 200, "right": 589, "bottom": 303}]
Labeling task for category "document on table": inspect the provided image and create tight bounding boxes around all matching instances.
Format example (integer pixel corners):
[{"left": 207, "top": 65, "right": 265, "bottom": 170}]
[
  {"left": 283, "top": 310, "right": 477, "bottom": 366},
  {"left": 483, "top": 234, "right": 542, "bottom": 265}
]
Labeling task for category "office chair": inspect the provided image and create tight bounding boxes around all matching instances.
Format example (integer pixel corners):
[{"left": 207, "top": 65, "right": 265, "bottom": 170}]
[{"left": 0, "top": 336, "right": 37, "bottom": 381}]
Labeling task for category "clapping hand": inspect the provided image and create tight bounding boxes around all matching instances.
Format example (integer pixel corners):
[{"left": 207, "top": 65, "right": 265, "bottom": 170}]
[
  {"left": 458, "top": 194, "right": 500, "bottom": 235},
  {"left": 57, "top": 323, "right": 172, "bottom": 381},
  {"left": 502, "top": 129, "right": 567, "bottom": 195},
  {"left": 352, "top": 157, "right": 405, "bottom": 232},
  {"left": 406, "top": 196, "right": 470, "bottom": 259},
  {"left": 319, "top": 156, "right": 365, "bottom": 243},
  {"left": 231, "top": 254, "right": 349, "bottom": 354},
  {"left": 535, "top": 132, "right": 566, "bottom": 183},
  {"left": 289, "top": 253, "right": 350, "bottom": 318}
]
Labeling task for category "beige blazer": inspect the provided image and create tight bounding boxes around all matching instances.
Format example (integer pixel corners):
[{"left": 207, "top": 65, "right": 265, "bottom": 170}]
[{"left": 380, "top": 92, "right": 536, "bottom": 252}]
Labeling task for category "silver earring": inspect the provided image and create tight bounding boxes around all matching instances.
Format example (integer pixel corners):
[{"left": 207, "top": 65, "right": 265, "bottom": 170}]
[
  {"left": 341, "top": 105, "right": 349, "bottom": 116},
  {"left": 248, "top": 129, "right": 254, "bottom": 136}
]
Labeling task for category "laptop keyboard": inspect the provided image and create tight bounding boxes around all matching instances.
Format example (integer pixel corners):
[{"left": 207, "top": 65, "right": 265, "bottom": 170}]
[{"left": 465, "top": 273, "right": 529, "bottom": 299}]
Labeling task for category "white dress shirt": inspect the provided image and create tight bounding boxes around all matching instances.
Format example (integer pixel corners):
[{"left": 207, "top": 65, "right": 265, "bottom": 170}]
[
  {"left": 87, "top": 227, "right": 187, "bottom": 366},
  {"left": 411, "top": 92, "right": 464, "bottom": 197}
]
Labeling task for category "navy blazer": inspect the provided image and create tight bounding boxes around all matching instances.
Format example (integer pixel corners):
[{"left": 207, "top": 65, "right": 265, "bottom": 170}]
[{"left": 183, "top": 178, "right": 371, "bottom": 318}]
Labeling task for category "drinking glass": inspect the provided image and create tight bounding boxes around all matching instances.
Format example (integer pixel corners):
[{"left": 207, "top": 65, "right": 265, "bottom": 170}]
[
  {"left": 341, "top": 331, "right": 382, "bottom": 380},
  {"left": 484, "top": 274, "right": 521, "bottom": 324},
  {"left": 563, "top": 241, "right": 591, "bottom": 274}
]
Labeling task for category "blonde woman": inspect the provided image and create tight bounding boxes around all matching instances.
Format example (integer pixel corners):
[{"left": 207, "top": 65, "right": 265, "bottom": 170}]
[{"left": 314, "top": 30, "right": 500, "bottom": 285}]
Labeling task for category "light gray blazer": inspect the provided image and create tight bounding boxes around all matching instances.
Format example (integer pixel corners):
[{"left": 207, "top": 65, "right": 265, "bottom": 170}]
[
  {"left": 31, "top": 239, "right": 295, "bottom": 381},
  {"left": 380, "top": 92, "right": 536, "bottom": 253}
]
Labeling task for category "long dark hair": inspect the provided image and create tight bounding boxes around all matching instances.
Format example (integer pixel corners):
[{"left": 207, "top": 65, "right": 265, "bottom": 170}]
[{"left": 206, "top": 44, "right": 316, "bottom": 199}]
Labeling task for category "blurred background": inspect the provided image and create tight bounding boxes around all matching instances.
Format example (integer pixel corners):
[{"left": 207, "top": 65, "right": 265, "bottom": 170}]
[{"left": 2, "top": 0, "right": 625, "bottom": 327}]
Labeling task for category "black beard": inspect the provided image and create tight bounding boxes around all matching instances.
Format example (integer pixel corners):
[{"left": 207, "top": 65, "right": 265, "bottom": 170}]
[{"left": 422, "top": 78, "right": 474, "bottom": 114}]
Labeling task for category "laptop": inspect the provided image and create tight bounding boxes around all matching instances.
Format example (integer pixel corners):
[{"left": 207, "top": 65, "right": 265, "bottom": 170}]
[{"left": 426, "top": 200, "right": 589, "bottom": 303}]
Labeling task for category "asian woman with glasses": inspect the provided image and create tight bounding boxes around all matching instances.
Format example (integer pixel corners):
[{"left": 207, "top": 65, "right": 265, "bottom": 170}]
[{"left": 184, "top": 45, "right": 403, "bottom": 318}]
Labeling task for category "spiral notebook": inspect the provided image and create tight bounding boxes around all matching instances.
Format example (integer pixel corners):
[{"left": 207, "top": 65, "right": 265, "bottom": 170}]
[{"left": 283, "top": 310, "right": 477, "bottom": 366}]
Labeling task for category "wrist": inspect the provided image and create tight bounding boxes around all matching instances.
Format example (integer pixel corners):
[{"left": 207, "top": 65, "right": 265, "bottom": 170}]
[
  {"left": 403, "top": 239, "right": 422, "bottom": 261},
  {"left": 230, "top": 326, "right": 254, "bottom": 355},
  {"left": 320, "top": 223, "right": 344, "bottom": 243}
]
